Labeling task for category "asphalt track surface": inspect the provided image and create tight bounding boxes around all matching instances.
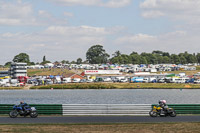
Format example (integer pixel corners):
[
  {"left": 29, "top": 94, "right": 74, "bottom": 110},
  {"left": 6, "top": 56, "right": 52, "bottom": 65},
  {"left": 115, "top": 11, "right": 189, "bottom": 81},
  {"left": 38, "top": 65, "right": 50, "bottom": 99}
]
[{"left": 0, "top": 116, "right": 200, "bottom": 124}]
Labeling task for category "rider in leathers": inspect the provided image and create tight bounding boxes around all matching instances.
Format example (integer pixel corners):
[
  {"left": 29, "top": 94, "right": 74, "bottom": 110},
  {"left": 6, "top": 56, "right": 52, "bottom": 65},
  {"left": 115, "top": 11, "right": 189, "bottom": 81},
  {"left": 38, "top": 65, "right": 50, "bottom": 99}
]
[
  {"left": 19, "top": 101, "right": 29, "bottom": 114},
  {"left": 159, "top": 100, "right": 168, "bottom": 115}
]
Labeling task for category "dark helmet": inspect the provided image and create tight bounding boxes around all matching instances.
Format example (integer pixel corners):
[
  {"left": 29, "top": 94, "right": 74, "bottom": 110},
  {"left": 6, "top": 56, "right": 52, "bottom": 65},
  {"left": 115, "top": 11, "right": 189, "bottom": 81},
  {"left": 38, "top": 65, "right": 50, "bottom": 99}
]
[{"left": 159, "top": 100, "right": 162, "bottom": 104}]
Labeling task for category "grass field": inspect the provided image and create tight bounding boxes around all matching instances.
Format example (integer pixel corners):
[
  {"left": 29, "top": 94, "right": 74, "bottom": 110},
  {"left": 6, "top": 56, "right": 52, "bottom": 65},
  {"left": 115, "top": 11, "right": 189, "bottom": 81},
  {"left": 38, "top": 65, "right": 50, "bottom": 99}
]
[
  {"left": 0, "top": 123, "right": 200, "bottom": 133},
  {"left": 0, "top": 87, "right": 23, "bottom": 90},
  {"left": 27, "top": 68, "right": 75, "bottom": 76},
  {"left": 30, "top": 82, "right": 200, "bottom": 89}
]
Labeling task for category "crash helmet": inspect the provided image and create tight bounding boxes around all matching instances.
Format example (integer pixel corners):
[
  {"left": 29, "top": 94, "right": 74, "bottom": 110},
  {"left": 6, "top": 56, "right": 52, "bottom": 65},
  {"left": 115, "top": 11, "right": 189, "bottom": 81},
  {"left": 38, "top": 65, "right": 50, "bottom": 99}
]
[
  {"left": 20, "top": 101, "right": 24, "bottom": 104},
  {"left": 162, "top": 100, "right": 166, "bottom": 104}
]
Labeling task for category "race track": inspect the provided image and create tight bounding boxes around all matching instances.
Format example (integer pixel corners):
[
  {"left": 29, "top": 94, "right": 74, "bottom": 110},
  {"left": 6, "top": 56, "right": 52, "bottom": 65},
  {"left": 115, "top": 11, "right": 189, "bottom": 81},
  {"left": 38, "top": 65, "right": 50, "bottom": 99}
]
[{"left": 0, "top": 116, "right": 200, "bottom": 124}]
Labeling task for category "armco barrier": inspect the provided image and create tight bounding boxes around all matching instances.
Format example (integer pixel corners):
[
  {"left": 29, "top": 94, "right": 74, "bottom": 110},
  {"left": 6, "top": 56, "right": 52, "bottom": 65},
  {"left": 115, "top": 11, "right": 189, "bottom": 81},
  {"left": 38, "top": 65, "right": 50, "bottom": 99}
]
[
  {"left": 0, "top": 104, "right": 62, "bottom": 115},
  {"left": 62, "top": 104, "right": 152, "bottom": 115},
  {"left": 1, "top": 104, "right": 200, "bottom": 115},
  {"left": 0, "top": 104, "right": 14, "bottom": 114},
  {"left": 152, "top": 104, "right": 200, "bottom": 114}
]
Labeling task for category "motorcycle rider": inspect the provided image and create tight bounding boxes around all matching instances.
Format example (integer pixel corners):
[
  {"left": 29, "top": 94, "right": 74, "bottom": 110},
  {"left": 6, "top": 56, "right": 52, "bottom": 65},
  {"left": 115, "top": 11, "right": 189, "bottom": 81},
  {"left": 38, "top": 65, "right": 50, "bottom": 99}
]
[
  {"left": 19, "top": 101, "right": 29, "bottom": 113},
  {"left": 159, "top": 100, "right": 168, "bottom": 115}
]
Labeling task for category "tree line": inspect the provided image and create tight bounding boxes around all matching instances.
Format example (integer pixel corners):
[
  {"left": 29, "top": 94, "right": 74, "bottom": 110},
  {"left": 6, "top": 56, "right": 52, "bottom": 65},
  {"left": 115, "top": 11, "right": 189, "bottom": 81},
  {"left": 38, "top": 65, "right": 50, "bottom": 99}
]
[
  {"left": 3, "top": 44, "right": 200, "bottom": 67},
  {"left": 86, "top": 45, "right": 200, "bottom": 65}
]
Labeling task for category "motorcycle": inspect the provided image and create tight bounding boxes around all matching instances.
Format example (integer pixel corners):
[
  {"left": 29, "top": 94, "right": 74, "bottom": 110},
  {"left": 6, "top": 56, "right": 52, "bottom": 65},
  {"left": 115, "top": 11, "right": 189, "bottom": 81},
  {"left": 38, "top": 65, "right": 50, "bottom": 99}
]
[
  {"left": 9, "top": 105, "right": 38, "bottom": 118},
  {"left": 149, "top": 105, "right": 176, "bottom": 117}
]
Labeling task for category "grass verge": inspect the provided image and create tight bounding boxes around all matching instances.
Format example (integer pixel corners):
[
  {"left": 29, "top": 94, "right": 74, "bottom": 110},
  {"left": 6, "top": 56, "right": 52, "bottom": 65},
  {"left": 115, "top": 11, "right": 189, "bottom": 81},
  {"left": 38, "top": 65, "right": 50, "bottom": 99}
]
[
  {"left": 0, "top": 87, "right": 23, "bottom": 90},
  {"left": 0, "top": 123, "right": 200, "bottom": 133},
  {"left": 27, "top": 68, "right": 74, "bottom": 76},
  {"left": 30, "top": 83, "right": 200, "bottom": 89}
]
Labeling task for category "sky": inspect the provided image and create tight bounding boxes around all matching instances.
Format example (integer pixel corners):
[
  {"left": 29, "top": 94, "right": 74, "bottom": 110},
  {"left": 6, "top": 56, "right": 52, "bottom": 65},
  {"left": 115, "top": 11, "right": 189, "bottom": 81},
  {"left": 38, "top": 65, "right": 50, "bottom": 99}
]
[{"left": 0, "top": 0, "right": 200, "bottom": 64}]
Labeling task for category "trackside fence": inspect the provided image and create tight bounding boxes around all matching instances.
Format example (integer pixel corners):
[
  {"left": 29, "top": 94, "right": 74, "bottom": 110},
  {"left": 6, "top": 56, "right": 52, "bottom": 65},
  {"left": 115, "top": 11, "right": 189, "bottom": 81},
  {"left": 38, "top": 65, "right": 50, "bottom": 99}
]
[
  {"left": 0, "top": 104, "right": 62, "bottom": 115},
  {"left": 62, "top": 104, "right": 152, "bottom": 115},
  {"left": 152, "top": 104, "right": 200, "bottom": 114},
  {"left": 1, "top": 104, "right": 200, "bottom": 115}
]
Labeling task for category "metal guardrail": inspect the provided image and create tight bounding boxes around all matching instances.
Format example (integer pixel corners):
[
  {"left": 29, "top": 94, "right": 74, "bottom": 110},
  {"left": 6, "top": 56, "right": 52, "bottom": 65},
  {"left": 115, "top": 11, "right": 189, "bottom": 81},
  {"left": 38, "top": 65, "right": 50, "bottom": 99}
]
[
  {"left": 152, "top": 104, "right": 200, "bottom": 114},
  {"left": 62, "top": 104, "right": 152, "bottom": 115},
  {"left": 0, "top": 104, "right": 62, "bottom": 115},
  {"left": 1, "top": 104, "right": 200, "bottom": 115}
]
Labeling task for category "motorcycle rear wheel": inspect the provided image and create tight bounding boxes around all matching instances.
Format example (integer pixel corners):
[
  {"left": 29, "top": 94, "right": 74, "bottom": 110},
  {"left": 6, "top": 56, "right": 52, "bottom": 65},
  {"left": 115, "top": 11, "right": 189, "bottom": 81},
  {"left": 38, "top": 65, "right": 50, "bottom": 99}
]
[
  {"left": 149, "top": 110, "right": 158, "bottom": 117},
  {"left": 169, "top": 111, "right": 176, "bottom": 117},
  {"left": 9, "top": 110, "right": 18, "bottom": 118}
]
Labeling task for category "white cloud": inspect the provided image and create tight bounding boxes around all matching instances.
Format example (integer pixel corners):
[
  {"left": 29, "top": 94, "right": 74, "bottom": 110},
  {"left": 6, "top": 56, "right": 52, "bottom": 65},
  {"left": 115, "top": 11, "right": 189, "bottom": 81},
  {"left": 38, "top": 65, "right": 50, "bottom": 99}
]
[
  {"left": 0, "top": 1, "right": 37, "bottom": 26},
  {"left": 141, "top": 10, "right": 164, "bottom": 18},
  {"left": 45, "top": 25, "right": 112, "bottom": 36},
  {"left": 140, "top": 0, "right": 200, "bottom": 22},
  {"left": 113, "top": 30, "right": 200, "bottom": 54},
  {"left": 48, "top": 0, "right": 131, "bottom": 8},
  {"left": 64, "top": 12, "right": 74, "bottom": 17},
  {"left": 0, "top": 25, "right": 121, "bottom": 64},
  {"left": 115, "top": 34, "right": 157, "bottom": 44},
  {"left": 38, "top": 10, "right": 52, "bottom": 18},
  {"left": 0, "top": 1, "right": 67, "bottom": 26}
]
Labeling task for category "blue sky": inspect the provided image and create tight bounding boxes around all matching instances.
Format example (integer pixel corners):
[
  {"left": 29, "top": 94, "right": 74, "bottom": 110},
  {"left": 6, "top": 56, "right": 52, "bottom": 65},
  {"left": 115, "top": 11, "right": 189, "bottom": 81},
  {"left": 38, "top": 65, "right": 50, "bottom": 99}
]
[{"left": 0, "top": 0, "right": 200, "bottom": 64}]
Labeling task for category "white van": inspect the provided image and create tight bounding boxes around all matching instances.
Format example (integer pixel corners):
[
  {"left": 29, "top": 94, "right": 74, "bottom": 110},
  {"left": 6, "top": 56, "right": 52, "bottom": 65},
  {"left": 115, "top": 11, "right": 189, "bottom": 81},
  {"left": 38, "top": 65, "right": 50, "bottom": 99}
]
[
  {"left": 62, "top": 78, "right": 71, "bottom": 83},
  {"left": 72, "top": 78, "right": 81, "bottom": 83}
]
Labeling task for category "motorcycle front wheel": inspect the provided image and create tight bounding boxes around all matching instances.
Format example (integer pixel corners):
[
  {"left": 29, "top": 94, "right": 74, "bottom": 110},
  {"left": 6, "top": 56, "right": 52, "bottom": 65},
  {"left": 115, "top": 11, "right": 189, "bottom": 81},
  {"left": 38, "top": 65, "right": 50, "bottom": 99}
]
[
  {"left": 9, "top": 110, "right": 18, "bottom": 118},
  {"left": 149, "top": 110, "right": 158, "bottom": 117},
  {"left": 30, "top": 111, "right": 38, "bottom": 118}
]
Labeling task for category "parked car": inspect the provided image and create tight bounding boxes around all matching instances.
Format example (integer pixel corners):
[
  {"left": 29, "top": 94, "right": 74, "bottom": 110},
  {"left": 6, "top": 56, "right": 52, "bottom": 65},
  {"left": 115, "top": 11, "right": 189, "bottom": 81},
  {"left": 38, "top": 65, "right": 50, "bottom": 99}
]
[
  {"left": 18, "top": 82, "right": 25, "bottom": 86},
  {"left": 103, "top": 77, "right": 112, "bottom": 82},
  {"left": 185, "top": 78, "right": 195, "bottom": 83},
  {"left": 45, "top": 79, "right": 53, "bottom": 85},
  {"left": 79, "top": 79, "right": 87, "bottom": 83},
  {"left": 130, "top": 77, "right": 144, "bottom": 83},
  {"left": 62, "top": 78, "right": 71, "bottom": 83},
  {"left": 157, "top": 78, "right": 165, "bottom": 83},
  {"left": 194, "top": 79, "right": 200, "bottom": 84},
  {"left": 120, "top": 78, "right": 128, "bottom": 83},
  {"left": 72, "top": 78, "right": 81, "bottom": 83},
  {"left": 87, "top": 79, "right": 94, "bottom": 83}
]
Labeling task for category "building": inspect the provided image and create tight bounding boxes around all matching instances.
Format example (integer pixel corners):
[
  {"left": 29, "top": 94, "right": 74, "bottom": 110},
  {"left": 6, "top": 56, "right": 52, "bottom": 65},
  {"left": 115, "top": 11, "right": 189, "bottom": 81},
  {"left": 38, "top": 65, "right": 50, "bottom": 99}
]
[
  {"left": 64, "top": 73, "right": 84, "bottom": 80},
  {"left": 0, "top": 71, "right": 9, "bottom": 78},
  {"left": 10, "top": 62, "right": 27, "bottom": 78}
]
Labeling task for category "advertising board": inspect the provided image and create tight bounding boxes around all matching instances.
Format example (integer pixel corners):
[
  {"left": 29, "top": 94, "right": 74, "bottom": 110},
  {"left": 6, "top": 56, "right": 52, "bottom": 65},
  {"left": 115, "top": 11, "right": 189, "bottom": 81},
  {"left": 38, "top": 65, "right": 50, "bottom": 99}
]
[{"left": 84, "top": 70, "right": 120, "bottom": 75}]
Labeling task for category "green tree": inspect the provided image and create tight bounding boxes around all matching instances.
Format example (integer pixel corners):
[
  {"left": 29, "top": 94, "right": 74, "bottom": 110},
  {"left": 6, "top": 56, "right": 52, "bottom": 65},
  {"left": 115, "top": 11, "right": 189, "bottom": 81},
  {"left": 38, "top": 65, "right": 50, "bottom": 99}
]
[
  {"left": 187, "top": 54, "right": 197, "bottom": 63},
  {"left": 29, "top": 62, "right": 35, "bottom": 65},
  {"left": 197, "top": 53, "right": 200, "bottom": 63},
  {"left": 4, "top": 62, "right": 12, "bottom": 67},
  {"left": 156, "top": 55, "right": 163, "bottom": 64},
  {"left": 41, "top": 55, "right": 50, "bottom": 65},
  {"left": 162, "top": 52, "right": 170, "bottom": 57},
  {"left": 112, "top": 50, "right": 121, "bottom": 57},
  {"left": 121, "top": 54, "right": 131, "bottom": 64},
  {"left": 40, "top": 61, "right": 51, "bottom": 65},
  {"left": 152, "top": 50, "right": 163, "bottom": 55},
  {"left": 13, "top": 53, "right": 30, "bottom": 64},
  {"left": 76, "top": 58, "right": 82, "bottom": 64},
  {"left": 71, "top": 61, "right": 76, "bottom": 64},
  {"left": 86, "top": 45, "right": 110, "bottom": 64},
  {"left": 43, "top": 56, "right": 46, "bottom": 62},
  {"left": 130, "top": 54, "right": 140, "bottom": 64},
  {"left": 162, "top": 56, "right": 171, "bottom": 64},
  {"left": 171, "top": 54, "right": 181, "bottom": 64},
  {"left": 130, "top": 51, "right": 138, "bottom": 55},
  {"left": 140, "top": 56, "right": 147, "bottom": 64},
  {"left": 179, "top": 56, "right": 187, "bottom": 64},
  {"left": 61, "top": 60, "right": 69, "bottom": 64}
]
